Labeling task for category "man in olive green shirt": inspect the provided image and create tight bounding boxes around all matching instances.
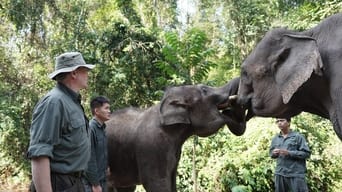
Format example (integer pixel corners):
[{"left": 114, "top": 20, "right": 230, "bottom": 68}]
[
  {"left": 27, "top": 52, "right": 94, "bottom": 192},
  {"left": 269, "top": 118, "right": 311, "bottom": 192}
]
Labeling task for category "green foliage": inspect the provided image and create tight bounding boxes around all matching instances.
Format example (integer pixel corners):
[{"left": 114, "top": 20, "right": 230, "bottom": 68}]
[
  {"left": 90, "top": 22, "right": 165, "bottom": 108},
  {"left": 177, "top": 115, "right": 342, "bottom": 192},
  {"left": 293, "top": 114, "right": 342, "bottom": 192},
  {"left": 199, "top": 0, "right": 279, "bottom": 85},
  {"left": 6, "top": 0, "right": 46, "bottom": 34},
  {"left": 133, "top": 0, "right": 178, "bottom": 30},
  {"left": 222, "top": 0, "right": 277, "bottom": 64},
  {"left": 281, "top": 0, "right": 342, "bottom": 30},
  {"left": 177, "top": 118, "right": 274, "bottom": 192},
  {"left": 1, "top": 0, "right": 342, "bottom": 191},
  {"left": 116, "top": 0, "right": 142, "bottom": 26},
  {"left": 159, "top": 28, "right": 216, "bottom": 85},
  {"left": 0, "top": 47, "right": 32, "bottom": 187}
]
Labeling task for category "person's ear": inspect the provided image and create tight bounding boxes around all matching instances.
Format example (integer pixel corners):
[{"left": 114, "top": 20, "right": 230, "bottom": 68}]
[
  {"left": 94, "top": 108, "right": 99, "bottom": 115},
  {"left": 71, "top": 71, "right": 77, "bottom": 79}
]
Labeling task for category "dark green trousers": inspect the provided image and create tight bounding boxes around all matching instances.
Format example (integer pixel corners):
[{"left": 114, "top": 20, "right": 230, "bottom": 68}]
[
  {"left": 275, "top": 175, "right": 308, "bottom": 192},
  {"left": 30, "top": 172, "right": 84, "bottom": 192}
]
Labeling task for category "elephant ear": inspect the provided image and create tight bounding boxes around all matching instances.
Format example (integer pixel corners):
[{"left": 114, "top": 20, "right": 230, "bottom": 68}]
[
  {"left": 275, "top": 34, "right": 323, "bottom": 104},
  {"left": 159, "top": 96, "right": 191, "bottom": 126}
]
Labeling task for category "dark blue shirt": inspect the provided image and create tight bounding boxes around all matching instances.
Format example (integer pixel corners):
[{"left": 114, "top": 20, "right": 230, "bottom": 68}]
[{"left": 85, "top": 118, "right": 108, "bottom": 185}]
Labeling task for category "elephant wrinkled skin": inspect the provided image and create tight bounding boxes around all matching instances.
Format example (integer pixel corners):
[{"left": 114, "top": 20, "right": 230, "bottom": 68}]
[
  {"left": 238, "top": 13, "right": 342, "bottom": 140},
  {"left": 106, "top": 78, "right": 245, "bottom": 192}
]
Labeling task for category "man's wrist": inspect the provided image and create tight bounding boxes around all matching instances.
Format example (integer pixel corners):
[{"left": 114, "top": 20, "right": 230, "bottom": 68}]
[{"left": 91, "top": 182, "right": 100, "bottom": 186}]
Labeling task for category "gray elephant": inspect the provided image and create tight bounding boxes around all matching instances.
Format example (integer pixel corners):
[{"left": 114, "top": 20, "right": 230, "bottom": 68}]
[
  {"left": 237, "top": 13, "right": 342, "bottom": 140},
  {"left": 106, "top": 78, "right": 246, "bottom": 192}
]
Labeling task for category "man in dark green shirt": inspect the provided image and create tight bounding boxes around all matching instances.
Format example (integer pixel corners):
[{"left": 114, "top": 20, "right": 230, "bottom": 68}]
[
  {"left": 269, "top": 117, "right": 311, "bottom": 192},
  {"left": 83, "top": 96, "right": 111, "bottom": 192},
  {"left": 27, "top": 52, "right": 94, "bottom": 192}
]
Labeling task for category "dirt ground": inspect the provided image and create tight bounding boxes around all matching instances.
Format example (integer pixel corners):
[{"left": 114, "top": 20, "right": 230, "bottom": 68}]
[{"left": 0, "top": 180, "right": 29, "bottom": 192}]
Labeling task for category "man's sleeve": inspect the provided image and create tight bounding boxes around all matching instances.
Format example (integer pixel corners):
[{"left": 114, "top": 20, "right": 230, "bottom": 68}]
[
  {"left": 269, "top": 137, "right": 278, "bottom": 158},
  {"left": 288, "top": 133, "right": 311, "bottom": 159},
  {"left": 27, "top": 97, "right": 62, "bottom": 159}
]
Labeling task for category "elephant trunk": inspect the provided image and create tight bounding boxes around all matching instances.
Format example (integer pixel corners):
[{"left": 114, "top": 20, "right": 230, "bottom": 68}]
[{"left": 220, "top": 77, "right": 250, "bottom": 136}]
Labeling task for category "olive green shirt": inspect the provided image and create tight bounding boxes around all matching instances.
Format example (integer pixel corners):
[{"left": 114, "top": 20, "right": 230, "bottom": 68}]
[
  {"left": 27, "top": 82, "right": 91, "bottom": 173},
  {"left": 269, "top": 130, "right": 310, "bottom": 178}
]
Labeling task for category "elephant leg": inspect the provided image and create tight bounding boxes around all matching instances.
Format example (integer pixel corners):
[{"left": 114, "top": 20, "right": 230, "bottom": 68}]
[
  {"left": 331, "top": 87, "right": 342, "bottom": 141},
  {"left": 331, "top": 110, "right": 342, "bottom": 140},
  {"left": 115, "top": 186, "right": 136, "bottom": 192},
  {"left": 142, "top": 178, "right": 173, "bottom": 192},
  {"left": 171, "top": 169, "right": 177, "bottom": 192}
]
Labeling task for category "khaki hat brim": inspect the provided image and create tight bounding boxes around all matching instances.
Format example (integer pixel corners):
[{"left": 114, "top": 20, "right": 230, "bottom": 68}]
[{"left": 48, "top": 64, "right": 95, "bottom": 79}]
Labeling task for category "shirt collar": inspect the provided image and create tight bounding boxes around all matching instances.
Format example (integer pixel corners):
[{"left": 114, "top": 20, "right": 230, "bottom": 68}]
[
  {"left": 92, "top": 118, "right": 106, "bottom": 130},
  {"left": 57, "top": 82, "right": 81, "bottom": 104},
  {"left": 278, "top": 130, "right": 296, "bottom": 138}
]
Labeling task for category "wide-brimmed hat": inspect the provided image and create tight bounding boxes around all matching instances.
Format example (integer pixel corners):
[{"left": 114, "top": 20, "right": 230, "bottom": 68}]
[{"left": 48, "top": 52, "right": 95, "bottom": 79}]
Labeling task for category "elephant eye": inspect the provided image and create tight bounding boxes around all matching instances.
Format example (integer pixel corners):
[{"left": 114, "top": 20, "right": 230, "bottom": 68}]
[
  {"left": 241, "top": 66, "right": 251, "bottom": 78},
  {"left": 201, "top": 87, "right": 208, "bottom": 95},
  {"left": 278, "top": 48, "right": 290, "bottom": 64},
  {"left": 255, "top": 65, "right": 269, "bottom": 79},
  {"left": 241, "top": 70, "right": 252, "bottom": 85}
]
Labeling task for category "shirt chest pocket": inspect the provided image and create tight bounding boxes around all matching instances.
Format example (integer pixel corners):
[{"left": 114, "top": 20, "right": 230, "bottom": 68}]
[
  {"left": 286, "top": 138, "right": 299, "bottom": 150},
  {"left": 94, "top": 132, "right": 105, "bottom": 147},
  {"left": 70, "top": 115, "right": 86, "bottom": 129},
  {"left": 62, "top": 114, "right": 87, "bottom": 144}
]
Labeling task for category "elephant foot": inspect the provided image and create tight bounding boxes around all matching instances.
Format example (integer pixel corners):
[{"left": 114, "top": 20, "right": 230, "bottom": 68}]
[{"left": 114, "top": 186, "right": 136, "bottom": 192}]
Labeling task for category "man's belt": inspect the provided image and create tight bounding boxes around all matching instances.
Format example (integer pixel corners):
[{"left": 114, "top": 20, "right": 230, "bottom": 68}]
[{"left": 51, "top": 171, "right": 84, "bottom": 178}]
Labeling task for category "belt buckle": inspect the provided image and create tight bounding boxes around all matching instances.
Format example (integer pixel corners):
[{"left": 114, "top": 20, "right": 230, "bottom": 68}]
[{"left": 73, "top": 171, "right": 83, "bottom": 177}]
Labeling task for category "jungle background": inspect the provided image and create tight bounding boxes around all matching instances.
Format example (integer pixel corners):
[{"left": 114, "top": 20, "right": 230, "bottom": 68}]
[{"left": 0, "top": 0, "right": 341, "bottom": 191}]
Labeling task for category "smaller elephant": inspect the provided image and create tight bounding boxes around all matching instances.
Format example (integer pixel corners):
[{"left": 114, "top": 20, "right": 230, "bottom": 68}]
[{"left": 106, "top": 78, "right": 245, "bottom": 192}]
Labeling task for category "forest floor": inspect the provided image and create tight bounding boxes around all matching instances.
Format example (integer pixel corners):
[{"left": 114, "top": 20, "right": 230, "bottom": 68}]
[{"left": 0, "top": 178, "right": 29, "bottom": 192}]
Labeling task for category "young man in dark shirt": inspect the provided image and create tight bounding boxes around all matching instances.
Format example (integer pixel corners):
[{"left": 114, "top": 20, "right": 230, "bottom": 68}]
[
  {"left": 84, "top": 96, "right": 111, "bottom": 192},
  {"left": 269, "top": 118, "right": 311, "bottom": 192}
]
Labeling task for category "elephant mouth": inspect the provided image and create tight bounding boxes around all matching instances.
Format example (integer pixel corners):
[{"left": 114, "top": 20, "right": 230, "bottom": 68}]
[
  {"left": 217, "top": 101, "right": 230, "bottom": 110},
  {"left": 217, "top": 95, "right": 237, "bottom": 110},
  {"left": 218, "top": 95, "right": 254, "bottom": 122}
]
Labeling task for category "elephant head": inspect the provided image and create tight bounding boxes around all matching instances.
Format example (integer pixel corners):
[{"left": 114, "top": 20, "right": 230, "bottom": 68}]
[
  {"left": 237, "top": 13, "right": 342, "bottom": 141},
  {"left": 239, "top": 29, "right": 323, "bottom": 116},
  {"left": 160, "top": 78, "right": 247, "bottom": 136},
  {"left": 106, "top": 80, "right": 248, "bottom": 192},
  {"left": 238, "top": 28, "right": 324, "bottom": 118}
]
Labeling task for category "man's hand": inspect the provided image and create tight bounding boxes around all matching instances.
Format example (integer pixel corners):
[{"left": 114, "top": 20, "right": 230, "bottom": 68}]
[
  {"left": 92, "top": 185, "right": 102, "bottom": 192},
  {"left": 278, "top": 149, "right": 289, "bottom": 156},
  {"left": 273, "top": 148, "right": 289, "bottom": 156}
]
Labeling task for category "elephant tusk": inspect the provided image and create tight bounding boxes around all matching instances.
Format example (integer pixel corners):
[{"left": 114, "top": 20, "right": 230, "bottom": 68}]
[
  {"left": 229, "top": 95, "right": 238, "bottom": 100},
  {"left": 218, "top": 95, "right": 238, "bottom": 110}
]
